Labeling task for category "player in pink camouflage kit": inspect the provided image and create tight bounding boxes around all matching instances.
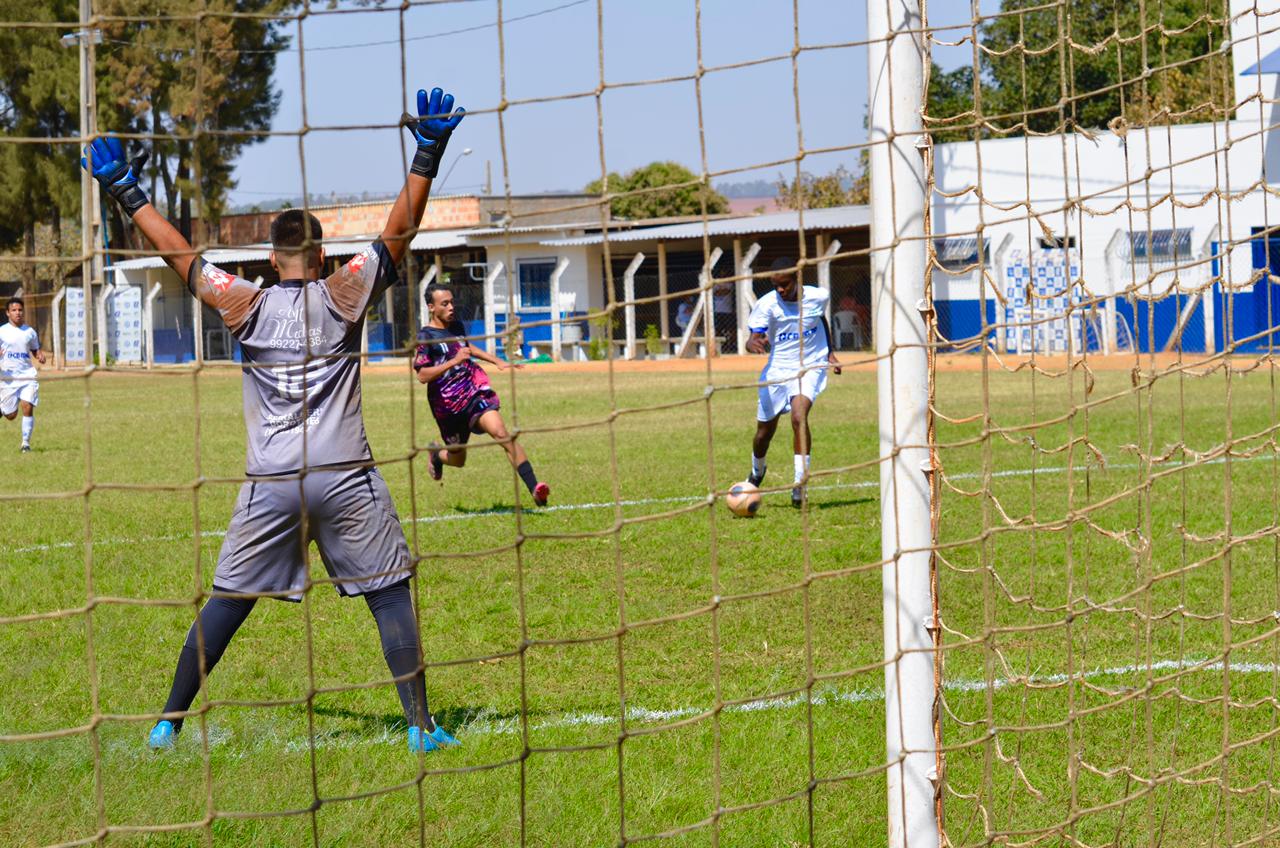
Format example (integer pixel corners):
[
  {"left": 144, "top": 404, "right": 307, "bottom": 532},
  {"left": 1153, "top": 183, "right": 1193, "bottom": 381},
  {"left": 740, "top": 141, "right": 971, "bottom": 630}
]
[{"left": 414, "top": 282, "right": 550, "bottom": 507}]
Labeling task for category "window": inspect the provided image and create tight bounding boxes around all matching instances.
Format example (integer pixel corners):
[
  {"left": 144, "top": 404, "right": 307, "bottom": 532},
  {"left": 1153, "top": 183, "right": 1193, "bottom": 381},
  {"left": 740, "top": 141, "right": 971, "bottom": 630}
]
[
  {"left": 518, "top": 259, "right": 556, "bottom": 309},
  {"left": 933, "top": 237, "right": 989, "bottom": 271},
  {"left": 1037, "top": 235, "right": 1077, "bottom": 250},
  {"left": 1129, "top": 227, "right": 1192, "bottom": 260}
]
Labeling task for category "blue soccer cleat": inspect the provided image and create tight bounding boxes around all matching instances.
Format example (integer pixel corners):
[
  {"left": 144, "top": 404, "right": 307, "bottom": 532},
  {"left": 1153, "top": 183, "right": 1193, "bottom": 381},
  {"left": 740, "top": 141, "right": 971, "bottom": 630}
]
[
  {"left": 148, "top": 720, "right": 177, "bottom": 750},
  {"left": 407, "top": 725, "right": 440, "bottom": 753},
  {"left": 427, "top": 724, "right": 460, "bottom": 748}
]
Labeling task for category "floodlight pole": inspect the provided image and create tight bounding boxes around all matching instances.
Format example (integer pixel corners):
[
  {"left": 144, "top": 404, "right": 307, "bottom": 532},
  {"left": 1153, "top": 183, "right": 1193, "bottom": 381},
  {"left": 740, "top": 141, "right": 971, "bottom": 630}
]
[
  {"left": 145, "top": 280, "right": 162, "bottom": 369},
  {"left": 483, "top": 261, "right": 505, "bottom": 354},
  {"left": 97, "top": 270, "right": 114, "bottom": 366},
  {"left": 418, "top": 263, "right": 438, "bottom": 328},
  {"left": 51, "top": 287, "right": 66, "bottom": 370},
  {"left": 735, "top": 242, "right": 761, "bottom": 355},
  {"left": 622, "top": 252, "right": 645, "bottom": 359},
  {"left": 817, "top": 238, "right": 842, "bottom": 323},
  {"left": 71, "top": 0, "right": 102, "bottom": 368},
  {"left": 868, "top": 0, "right": 939, "bottom": 846},
  {"left": 549, "top": 256, "right": 570, "bottom": 361}
]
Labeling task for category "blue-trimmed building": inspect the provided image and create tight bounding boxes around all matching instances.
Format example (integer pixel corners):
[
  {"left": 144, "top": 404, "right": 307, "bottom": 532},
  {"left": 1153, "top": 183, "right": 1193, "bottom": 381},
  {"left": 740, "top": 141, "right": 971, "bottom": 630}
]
[{"left": 930, "top": 0, "right": 1280, "bottom": 356}]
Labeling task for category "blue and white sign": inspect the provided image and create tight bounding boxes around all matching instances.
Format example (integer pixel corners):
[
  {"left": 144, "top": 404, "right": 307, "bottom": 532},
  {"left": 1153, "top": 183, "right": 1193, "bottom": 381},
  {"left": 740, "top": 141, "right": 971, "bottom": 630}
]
[
  {"left": 107, "top": 285, "right": 142, "bottom": 363},
  {"left": 1003, "top": 249, "right": 1084, "bottom": 354},
  {"left": 65, "top": 287, "right": 86, "bottom": 363}
]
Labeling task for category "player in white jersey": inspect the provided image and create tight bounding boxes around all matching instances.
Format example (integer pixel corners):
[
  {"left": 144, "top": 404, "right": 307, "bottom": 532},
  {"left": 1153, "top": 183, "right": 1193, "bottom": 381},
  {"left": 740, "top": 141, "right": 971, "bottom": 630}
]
[
  {"left": 85, "top": 85, "right": 466, "bottom": 755},
  {"left": 744, "top": 257, "right": 842, "bottom": 507},
  {"left": 1, "top": 297, "right": 46, "bottom": 453}
]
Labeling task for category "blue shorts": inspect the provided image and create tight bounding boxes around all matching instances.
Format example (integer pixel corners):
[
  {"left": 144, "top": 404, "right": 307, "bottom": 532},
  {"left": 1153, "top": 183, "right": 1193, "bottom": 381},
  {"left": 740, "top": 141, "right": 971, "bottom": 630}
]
[{"left": 435, "top": 389, "right": 500, "bottom": 446}]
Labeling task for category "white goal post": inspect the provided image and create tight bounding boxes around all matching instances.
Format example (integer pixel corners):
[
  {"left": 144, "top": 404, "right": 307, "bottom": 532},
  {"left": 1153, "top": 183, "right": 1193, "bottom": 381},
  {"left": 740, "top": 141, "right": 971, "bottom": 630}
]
[{"left": 868, "top": 0, "right": 939, "bottom": 846}]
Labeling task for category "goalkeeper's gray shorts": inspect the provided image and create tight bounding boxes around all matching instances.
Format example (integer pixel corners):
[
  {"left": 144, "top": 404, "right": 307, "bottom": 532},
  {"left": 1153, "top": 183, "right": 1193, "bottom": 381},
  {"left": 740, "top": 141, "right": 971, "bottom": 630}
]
[{"left": 213, "top": 465, "right": 412, "bottom": 601}]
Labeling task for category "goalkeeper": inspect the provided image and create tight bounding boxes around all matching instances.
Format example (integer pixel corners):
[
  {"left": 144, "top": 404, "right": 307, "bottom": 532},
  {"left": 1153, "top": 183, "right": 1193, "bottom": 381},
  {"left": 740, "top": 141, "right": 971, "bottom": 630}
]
[{"left": 85, "top": 87, "right": 465, "bottom": 755}]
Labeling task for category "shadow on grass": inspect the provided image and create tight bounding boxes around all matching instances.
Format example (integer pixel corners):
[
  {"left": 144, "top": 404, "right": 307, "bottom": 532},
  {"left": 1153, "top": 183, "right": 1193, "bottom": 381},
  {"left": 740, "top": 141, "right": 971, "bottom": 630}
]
[
  {"left": 812, "top": 496, "right": 876, "bottom": 510},
  {"left": 307, "top": 702, "right": 529, "bottom": 736}
]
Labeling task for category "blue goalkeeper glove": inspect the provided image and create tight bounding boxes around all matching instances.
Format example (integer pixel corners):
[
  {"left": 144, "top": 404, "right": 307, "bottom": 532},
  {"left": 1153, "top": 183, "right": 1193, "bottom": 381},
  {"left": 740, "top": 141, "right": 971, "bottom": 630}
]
[
  {"left": 402, "top": 87, "right": 465, "bottom": 179},
  {"left": 82, "top": 136, "right": 150, "bottom": 217}
]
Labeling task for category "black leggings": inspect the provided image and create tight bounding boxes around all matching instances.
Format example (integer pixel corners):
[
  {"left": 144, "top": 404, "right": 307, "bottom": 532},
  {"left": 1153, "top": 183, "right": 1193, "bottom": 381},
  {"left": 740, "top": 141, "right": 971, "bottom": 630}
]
[{"left": 160, "top": 581, "right": 432, "bottom": 732}]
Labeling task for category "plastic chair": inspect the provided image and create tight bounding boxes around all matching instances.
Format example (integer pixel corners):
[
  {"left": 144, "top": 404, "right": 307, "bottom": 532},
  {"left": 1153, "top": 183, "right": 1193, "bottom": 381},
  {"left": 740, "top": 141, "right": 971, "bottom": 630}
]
[{"left": 833, "top": 309, "right": 861, "bottom": 349}]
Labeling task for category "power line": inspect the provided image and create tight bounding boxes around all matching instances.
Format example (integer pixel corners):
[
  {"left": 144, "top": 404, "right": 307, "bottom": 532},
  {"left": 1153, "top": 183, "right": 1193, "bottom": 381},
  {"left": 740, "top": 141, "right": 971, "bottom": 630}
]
[{"left": 102, "top": 0, "right": 589, "bottom": 57}]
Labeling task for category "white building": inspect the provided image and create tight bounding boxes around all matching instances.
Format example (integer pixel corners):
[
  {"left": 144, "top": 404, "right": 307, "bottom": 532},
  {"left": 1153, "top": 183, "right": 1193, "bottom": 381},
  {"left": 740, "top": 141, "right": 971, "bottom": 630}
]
[
  {"left": 88, "top": 207, "right": 871, "bottom": 366},
  {"left": 931, "top": 0, "right": 1280, "bottom": 355}
]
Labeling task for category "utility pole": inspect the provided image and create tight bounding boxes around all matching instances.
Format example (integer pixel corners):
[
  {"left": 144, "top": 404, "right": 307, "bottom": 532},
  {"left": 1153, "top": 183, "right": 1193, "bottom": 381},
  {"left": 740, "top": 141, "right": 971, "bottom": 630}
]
[{"left": 65, "top": 1, "right": 102, "bottom": 368}]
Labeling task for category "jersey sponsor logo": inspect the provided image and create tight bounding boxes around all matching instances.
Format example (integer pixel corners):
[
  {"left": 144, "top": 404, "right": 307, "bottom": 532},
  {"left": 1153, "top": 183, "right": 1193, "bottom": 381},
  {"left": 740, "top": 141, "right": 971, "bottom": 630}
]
[
  {"left": 262, "top": 306, "right": 328, "bottom": 351},
  {"left": 775, "top": 324, "right": 821, "bottom": 344},
  {"left": 205, "top": 266, "right": 236, "bottom": 294},
  {"left": 263, "top": 406, "right": 322, "bottom": 433},
  {"left": 346, "top": 250, "right": 370, "bottom": 274}
]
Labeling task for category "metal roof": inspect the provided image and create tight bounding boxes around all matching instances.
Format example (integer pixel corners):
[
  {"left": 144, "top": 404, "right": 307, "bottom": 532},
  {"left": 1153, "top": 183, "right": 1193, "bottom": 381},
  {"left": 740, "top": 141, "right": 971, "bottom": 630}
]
[
  {"left": 111, "top": 247, "right": 270, "bottom": 270},
  {"left": 108, "top": 228, "right": 469, "bottom": 271},
  {"left": 538, "top": 205, "right": 871, "bottom": 247},
  {"left": 464, "top": 221, "right": 616, "bottom": 238},
  {"left": 326, "top": 228, "right": 469, "bottom": 255}
]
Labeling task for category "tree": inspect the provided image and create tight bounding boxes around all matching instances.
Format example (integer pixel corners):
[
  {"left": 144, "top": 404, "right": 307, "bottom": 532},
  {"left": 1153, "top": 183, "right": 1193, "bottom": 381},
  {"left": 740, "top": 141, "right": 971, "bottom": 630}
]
[
  {"left": 0, "top": 0, "right": 294, "bottom": 277},
  {"left": 926, "top": 1, "right": 1232, "bottom": 138},
  {"left": 586, "top": 161, "right": 729, "bottom": 220},
  {"left": 0, "top": 0, "right": 84, "bottom": 297},
  {"left": 774, "top": 165, "right": 868, "bottom": 210},
  {"left": 97, "top": 0, "right": 294, "bottom": 240}
]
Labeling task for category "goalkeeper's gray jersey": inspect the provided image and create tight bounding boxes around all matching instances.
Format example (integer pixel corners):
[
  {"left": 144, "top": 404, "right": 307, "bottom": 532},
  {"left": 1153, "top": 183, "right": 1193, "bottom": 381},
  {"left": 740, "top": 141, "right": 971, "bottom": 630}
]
[{"left": 187, "top": 242, "right": 397, "bottom": 476}]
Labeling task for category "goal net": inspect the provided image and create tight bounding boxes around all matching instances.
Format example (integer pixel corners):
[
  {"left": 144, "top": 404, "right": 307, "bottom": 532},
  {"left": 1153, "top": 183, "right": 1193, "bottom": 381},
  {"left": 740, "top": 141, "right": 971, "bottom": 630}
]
[
  {"left": 4, "top": 0, "right": 1279, "bottom": 846},
  {"left": 922, "top": 1, "right": 1280, "bottom": 846},
  {"left": 1, "top": 1, "right": 890, "bottom": 847}
]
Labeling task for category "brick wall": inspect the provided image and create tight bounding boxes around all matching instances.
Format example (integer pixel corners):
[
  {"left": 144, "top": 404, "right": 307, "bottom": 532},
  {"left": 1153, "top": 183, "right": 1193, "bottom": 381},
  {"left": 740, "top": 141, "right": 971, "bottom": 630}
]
[
  {"left": 218, "top": 195, "right": 484, "bottom": 245},
  {"left": 219, "top": 194, "right": 608, "bottom": 245}
]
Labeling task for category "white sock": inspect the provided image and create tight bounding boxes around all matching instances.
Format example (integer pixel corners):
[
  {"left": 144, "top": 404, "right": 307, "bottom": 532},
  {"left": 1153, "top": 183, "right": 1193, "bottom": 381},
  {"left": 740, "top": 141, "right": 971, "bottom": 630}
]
[
  {"left": 21, "top": 415, "right": 33, "bottom": 445},
  {"left": 793, "top": 454, "right": 809, "bottom": 484},
  {"left": 751, "top": 454, "right": 766, "bottom": 479}
]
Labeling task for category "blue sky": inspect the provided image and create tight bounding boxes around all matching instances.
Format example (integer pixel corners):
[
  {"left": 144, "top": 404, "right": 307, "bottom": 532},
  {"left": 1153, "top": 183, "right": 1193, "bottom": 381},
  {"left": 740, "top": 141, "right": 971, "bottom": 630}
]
[{"left": 227, "top": 0, "right": 993, "bottom": 205}]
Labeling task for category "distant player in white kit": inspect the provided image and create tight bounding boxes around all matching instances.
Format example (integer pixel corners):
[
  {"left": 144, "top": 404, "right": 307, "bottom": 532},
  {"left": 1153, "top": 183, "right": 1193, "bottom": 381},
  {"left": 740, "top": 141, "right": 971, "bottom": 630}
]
[
  {"left": 1, "top": 297, "right": 46, "bottom": 453},
  {"left": 745, "top": 257, "right": 842, "bottom": 507}
]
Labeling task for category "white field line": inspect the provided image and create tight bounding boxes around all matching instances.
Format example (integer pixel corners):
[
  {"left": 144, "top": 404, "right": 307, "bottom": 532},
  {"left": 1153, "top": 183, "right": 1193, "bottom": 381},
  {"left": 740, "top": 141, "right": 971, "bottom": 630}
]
[
  {"left": 462, "top": 658, "right": 1280, "bottom": 737},
  {"left": 91, "top": 657, "right": 1280, "bottom": 756},
  {"left": 5, "top": 454, "right": 1270, "bottom": 556}
]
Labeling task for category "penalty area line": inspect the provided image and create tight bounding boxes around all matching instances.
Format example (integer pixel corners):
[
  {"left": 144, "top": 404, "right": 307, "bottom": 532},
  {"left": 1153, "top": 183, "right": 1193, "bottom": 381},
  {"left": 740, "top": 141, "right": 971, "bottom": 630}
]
[
  {"left": 106, "top": 656, "right": 1280, "bottom": 756},
  {"left": 5, "top": 453, "right": 1267, "bottom": 555}
]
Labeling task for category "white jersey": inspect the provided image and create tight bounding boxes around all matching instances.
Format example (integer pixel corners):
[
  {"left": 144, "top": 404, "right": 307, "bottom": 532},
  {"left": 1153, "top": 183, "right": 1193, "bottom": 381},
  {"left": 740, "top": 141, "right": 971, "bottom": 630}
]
[
  {"left": 0, "top": 323, "right": 40, "bottom": 381},
  {"left": 747, "top": 286, "right": 830, "bottom": 379}
]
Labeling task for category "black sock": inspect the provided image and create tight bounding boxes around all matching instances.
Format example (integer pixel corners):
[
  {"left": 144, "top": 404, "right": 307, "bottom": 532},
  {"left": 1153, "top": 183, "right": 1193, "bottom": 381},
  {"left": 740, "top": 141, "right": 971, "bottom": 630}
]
[
  {"left": 365, "top": 580, "right": 434, "bottom": 731},
  {"left": 516, "top": 460, "right": 538, "bottom": 495},
  {"left": 161, "top": 593, "right": 256, "bottom": 732}
]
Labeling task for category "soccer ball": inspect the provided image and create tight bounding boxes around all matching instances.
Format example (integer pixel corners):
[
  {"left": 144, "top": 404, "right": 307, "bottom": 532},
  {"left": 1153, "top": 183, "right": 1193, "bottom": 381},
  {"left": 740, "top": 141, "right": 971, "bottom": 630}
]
[{"left": 726, "top": 481, "right": 762, "bottom": 517}]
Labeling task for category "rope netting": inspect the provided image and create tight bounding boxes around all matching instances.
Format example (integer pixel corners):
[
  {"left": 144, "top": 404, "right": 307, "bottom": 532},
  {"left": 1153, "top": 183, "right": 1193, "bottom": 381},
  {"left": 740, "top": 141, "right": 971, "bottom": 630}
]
[
  {"left": 924, "top": 1, "right": 1280, "bottom": 846},
  {"left": 1, "top": 1, "right": 897, "bottom": 846},
  {"left": 5, "top": 0, "right": 1279, "bottom": 846}
]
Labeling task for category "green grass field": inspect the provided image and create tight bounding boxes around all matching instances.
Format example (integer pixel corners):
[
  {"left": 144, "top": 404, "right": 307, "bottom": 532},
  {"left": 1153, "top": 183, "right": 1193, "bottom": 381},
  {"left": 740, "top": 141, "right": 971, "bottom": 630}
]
[{"left": 2, "top": 358, "right": 1280, "bottom": 847}]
